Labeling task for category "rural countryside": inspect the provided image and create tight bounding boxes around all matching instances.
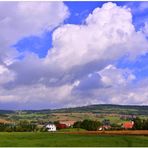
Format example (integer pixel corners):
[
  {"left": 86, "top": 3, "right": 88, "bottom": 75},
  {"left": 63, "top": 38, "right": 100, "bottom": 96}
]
[{"left": 0, "top": 1, "right": 148, "bottom": 147}]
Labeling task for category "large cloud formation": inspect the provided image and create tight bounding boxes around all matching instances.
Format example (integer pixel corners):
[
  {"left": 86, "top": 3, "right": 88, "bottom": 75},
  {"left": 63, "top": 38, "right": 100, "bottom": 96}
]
[
  {"left": 0, "top": 1, "right": 69, "bottom": 64},
  {"left": 0, "top": 2, "right": 148, "bottom": 109}
]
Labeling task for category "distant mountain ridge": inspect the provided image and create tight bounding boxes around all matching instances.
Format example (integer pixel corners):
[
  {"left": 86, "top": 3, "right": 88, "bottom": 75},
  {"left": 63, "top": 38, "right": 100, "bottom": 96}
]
[
  {"left": 52, "top": 104, "right": 148, "bottom": 115},
  {"left": 0, "top": 104, "right": 148, "bottom": 115}
]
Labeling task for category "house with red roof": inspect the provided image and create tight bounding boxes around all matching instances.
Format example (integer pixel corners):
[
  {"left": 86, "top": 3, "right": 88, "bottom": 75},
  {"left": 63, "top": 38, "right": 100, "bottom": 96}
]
[{"left": 122, "top": 121, "right": 134, "bottom": 129}]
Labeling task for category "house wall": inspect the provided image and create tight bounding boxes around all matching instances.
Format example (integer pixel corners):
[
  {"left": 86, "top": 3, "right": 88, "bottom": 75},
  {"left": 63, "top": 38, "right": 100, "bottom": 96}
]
[{"left": 46, "top": 124, "right": 56, "bottom": 131}]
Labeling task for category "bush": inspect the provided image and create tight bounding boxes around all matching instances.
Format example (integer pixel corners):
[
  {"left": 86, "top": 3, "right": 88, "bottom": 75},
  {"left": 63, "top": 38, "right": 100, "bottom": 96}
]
[
  {"left": 133, "top": 117, "right": 148, "bottom": 130},
  {"left": 74, "top": 119, "right": 101, "bottom": 131},
  {"left": 73, "top": 121, "right": 82, "bottom": 128}
]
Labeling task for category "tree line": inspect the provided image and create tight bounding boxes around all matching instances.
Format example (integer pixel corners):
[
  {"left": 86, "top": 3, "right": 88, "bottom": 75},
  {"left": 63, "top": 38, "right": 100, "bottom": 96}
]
[
  {"left": 73, "top": 119, "right": 101, "bottom": 131},
  {"left": 0, "top": 120, "right": 37, "bottom": 132},
  {"left": 133, "top": 117, "right": 148, "bottom": 130},
  {"left": 74, "top": 118, "right": 148, "bottom": 131}
]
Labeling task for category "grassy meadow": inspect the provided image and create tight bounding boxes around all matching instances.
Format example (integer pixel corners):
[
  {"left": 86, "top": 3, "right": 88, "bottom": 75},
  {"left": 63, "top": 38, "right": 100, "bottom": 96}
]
[{"left": 0, "top": 132, "right": 148, "bottom": 147}]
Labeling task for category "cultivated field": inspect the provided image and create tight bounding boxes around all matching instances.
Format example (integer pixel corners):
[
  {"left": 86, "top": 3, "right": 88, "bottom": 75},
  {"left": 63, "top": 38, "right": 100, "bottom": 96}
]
[
  {"left": 1, "top": 105, "right": 148, "bottom": 126},
  {"left": 0, "top": 132, "right": 148, "bottom": 147}
]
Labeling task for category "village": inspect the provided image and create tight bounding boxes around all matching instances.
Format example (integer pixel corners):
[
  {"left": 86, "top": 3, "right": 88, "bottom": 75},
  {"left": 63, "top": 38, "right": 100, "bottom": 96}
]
[
  {"left": 0, "top": 118, "right": 135, "bottom": 132},
  {"left": 35, "top": 113, "right": 144, "bottom": 132},
  {"left": 0, "top": 116, "right": 136, "bottom": 132},
  {"left": 44, "top": 119, "right": 135, "bottom": 132},
  {"left": 0, "top": 111, "right": 148, "bottom": 132}
]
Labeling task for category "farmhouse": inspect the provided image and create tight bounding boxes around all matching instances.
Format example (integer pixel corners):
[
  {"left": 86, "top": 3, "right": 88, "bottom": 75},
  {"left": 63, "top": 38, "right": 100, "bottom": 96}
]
[
  {"left": 45, "top": 123, "right": 56, "bottom": 132},
  {"left": 122, "top": 121, "right": 134, "bottom": 129}
]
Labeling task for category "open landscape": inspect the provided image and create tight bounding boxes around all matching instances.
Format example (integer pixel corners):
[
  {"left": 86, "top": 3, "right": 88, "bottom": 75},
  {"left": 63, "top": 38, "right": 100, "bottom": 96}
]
[
  {"left": 1, "top": 104, "right": 148, "bottom": 123},
  {"left": 0, "top": 1, "right": 148, "bottom": 147},
  {"left": 0, "top": 104, "right": 148, "bottom": 146}
]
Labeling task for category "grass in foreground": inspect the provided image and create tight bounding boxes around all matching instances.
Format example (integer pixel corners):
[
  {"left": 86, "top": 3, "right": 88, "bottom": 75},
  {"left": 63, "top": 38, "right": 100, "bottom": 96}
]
[{"left": 0, "top": 132, "right": 148, "bottom": 147}]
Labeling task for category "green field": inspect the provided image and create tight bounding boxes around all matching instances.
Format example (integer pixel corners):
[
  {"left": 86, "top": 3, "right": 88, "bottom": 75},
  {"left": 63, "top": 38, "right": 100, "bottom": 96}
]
[
  {"left": 1, "top": 104, "right": 148, "bottom": 126},
  {"left": 0, "top": 132, "right": 148, "bottom": 147},
  {"left": 59, "top": 128, "right": 87, "bottom": 132}
]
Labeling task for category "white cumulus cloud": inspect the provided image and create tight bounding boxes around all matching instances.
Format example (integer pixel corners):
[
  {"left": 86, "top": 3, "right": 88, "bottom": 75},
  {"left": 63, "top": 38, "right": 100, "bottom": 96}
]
[
  {"left": 0, "top": 2, "right": 148, "bottom": 109},
  {"left": 0, "top": 1, "right": 69, "bottom": 64},
  {"left": 46, "top": 2, "right": 148, "bottom": 71},
  {"left": 99, "top": 64, "right": 136, "bottom": 87}
]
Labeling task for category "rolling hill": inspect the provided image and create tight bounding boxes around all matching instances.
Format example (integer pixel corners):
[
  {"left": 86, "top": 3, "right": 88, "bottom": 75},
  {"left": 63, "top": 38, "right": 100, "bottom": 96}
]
[
  {"left": 52, "top": 104, "right": 148, "bottom": 115},
  {"left": 0, "top": 104, "right": 148, "bottom": 123}
]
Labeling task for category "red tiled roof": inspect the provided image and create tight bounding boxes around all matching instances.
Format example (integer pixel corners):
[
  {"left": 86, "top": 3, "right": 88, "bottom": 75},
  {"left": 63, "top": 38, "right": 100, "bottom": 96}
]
[{"left": 123, "top": 121, "right": 134, "bottom": 129}]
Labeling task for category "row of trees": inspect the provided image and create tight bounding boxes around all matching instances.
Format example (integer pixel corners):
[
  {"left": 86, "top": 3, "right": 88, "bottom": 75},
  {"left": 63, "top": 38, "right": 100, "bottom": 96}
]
[
  {"left": 73, "top": 119, "right": 101, "bottom": 131},
  {"left": 0, "top": 120, "right": 37, "bottom": 132},
  {"left": 74, "top": 118, "right": 148, "bottom": 131},
  {"left": 133, "top": 117, "right": 148, "bottom": 130}
]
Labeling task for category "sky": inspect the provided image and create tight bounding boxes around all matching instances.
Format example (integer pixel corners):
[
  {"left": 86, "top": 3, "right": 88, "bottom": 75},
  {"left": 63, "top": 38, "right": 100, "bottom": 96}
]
[{"left": 0, "top": 1, "right": 148, "bottom": 110}]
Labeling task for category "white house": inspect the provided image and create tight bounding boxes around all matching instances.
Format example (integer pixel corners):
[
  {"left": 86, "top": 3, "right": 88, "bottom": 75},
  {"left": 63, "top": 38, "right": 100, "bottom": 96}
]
[{"left": 45, "top": 124, "right": 56, "bottom": 132}]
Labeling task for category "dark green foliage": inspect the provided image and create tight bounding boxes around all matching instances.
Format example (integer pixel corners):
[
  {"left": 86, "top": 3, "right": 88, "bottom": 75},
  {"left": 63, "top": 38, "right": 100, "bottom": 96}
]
[
  {"left": 0, "top": 123, "right": 7, "bottom": 131},
  {"left": 16, "top": 120, "right": 37, "bottom": 132},
  {"left": 102, "top": 119, "right": 110, "bottom": 126},
  {"left": 133, "top": 117, "right": 148, "bottom": 130},
  {"left": 0, "top": 120, "right": 37, "bottom": 132},
  {"left": 74, "top": 119, "right": 101, "bottom": 131},
  {"left": 142, "top": 119, "right": 148, "bottom": 130},
  {"left": 73, "top": 121, "right": 82, "bottom": 128},
  {"left": 53, "top": 121, "right": 60, "bottom": 125},
  {"left": 133, "top": 117, "right": 142, "bottom": 130}
]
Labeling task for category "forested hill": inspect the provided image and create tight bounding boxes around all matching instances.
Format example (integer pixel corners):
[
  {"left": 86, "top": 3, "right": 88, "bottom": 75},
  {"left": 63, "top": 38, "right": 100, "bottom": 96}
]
[
  {"left": 0, "top": 110, "right": 15, "bottom": 114},
  {"left": 0, "top": 104, "right": 148, "bottom": 115},
  {"left": 52, "top": 104, "right": 148, "bottom": 115}
]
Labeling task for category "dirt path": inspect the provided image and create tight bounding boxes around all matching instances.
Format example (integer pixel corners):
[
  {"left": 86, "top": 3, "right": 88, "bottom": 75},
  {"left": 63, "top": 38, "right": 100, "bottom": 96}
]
[{"left": 57, "top": 130, "right": 148, "bottom": 135}]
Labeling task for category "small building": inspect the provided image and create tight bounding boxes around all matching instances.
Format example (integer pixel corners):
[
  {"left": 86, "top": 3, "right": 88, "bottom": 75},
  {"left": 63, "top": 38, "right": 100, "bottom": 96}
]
[
  {"left": 56, "top": 123, "right": 67, "bottom": 129},
  {"left": 122, "top": 121, "right": 134, "bottom": 129},
  {"left": 45, "top": 123, "right": 56, "bottom": 132}
]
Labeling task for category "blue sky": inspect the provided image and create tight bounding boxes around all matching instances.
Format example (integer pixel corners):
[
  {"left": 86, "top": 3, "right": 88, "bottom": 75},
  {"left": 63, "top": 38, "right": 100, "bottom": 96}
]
[{"left": 0, "top": 1, "right": 148, "bottom": 109}]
